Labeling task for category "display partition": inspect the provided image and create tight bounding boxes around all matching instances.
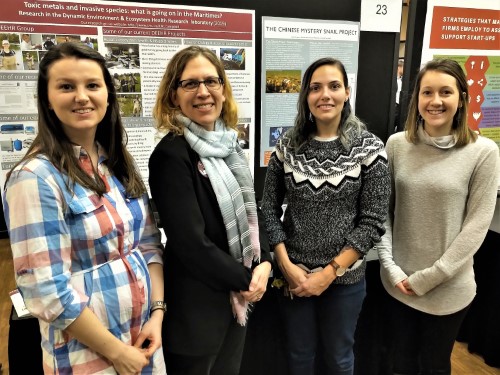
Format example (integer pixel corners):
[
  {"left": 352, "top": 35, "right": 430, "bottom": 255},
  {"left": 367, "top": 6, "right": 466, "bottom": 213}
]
[
  {"left": 397, "top": 0, "right": 427, "bottom": 132},
  {"left": 124, "top": 0, "right": 401, "bottom": 197},
  {"left": 0, "top": 0, "right": 401, "bottom": 237},
  {"left": 0, "top": 1, "right": 403, "bottom": 373}
]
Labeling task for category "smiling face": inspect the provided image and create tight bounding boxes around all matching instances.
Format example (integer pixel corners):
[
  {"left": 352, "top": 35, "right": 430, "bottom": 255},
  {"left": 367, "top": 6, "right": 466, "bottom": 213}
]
[
  {"left": 171, "top": 55, "right": 225, "bottom": 131},
  {"left": 307, "top": 64, "right": 350, "bottom": 133},
  {"left": 47, "top": 57, "right": 108, "bottom": 144},
  {"left": 418, "top": 70, "right": 461, "bottom": 137}
]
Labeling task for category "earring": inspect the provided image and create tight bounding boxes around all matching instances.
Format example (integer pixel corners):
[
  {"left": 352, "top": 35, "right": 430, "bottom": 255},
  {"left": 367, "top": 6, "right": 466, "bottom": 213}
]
[
  {"left": 309, "top": 112, "right": 314, "bottom": 122},
  {"left": 417, "top": 114, "right": 423, "bottom": 125}
]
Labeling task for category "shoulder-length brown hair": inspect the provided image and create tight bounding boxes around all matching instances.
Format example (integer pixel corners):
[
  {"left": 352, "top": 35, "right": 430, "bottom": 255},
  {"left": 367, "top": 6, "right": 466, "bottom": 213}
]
[
  {"left": 289, "top": 57, "right": 365, "bottom": 151},
  {"left": 405, "top": 58, "right": 476, "bottom": 147},
  {"left": 153, "top": 46, "right": 238, "bottom": 134},
  {"left": 7, "top": 42, "right": 146, "bottom": 197}
]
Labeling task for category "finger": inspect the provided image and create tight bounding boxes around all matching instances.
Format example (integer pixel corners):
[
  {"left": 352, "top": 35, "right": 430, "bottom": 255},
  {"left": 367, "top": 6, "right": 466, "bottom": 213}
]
[
  {"left": 249, "top": 272, "right": 262, "bottom": 291},
  {"left": 247, "top": 280, "right": 257, "bottom": 292},
  {"left": 290, "top": 285, "right": 301, "bottom": 294},
  {"left": 144, "top": 344, "right": 157, "bottom": 358},
  {"left": 133, "top": 333, "right": 146, "bottom": 348},
  {"left": 242, "top": 290, "right": 259, "bottom": 299}
]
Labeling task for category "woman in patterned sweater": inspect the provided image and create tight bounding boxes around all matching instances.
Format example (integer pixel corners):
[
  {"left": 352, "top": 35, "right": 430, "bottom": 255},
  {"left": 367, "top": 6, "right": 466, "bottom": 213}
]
[{"left": 262, "top": 57, "right": 390, "bottom": 375}]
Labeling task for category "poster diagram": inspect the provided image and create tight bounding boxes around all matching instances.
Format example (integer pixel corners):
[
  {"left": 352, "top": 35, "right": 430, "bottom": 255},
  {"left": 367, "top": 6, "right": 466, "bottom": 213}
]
[
  {"left": 422, "top": 0, "right": 500, "bottom": 148},
  {"left": 260, "top": 17, "right": 360, "bottom": 166},
  {"left": 0, "top": 0, "right": 256, "bottom": 193}
]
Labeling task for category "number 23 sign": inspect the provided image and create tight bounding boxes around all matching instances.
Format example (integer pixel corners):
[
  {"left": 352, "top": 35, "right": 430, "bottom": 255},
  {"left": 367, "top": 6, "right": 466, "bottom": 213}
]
[{"left": 360, "top": 0, "right": 403, "bottom": 33}]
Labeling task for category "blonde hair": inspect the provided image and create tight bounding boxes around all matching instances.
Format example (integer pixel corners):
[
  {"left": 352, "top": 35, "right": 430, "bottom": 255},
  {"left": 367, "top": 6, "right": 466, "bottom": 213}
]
[{"left": 153, "top": 46, "right": 238, "bottom": 134}]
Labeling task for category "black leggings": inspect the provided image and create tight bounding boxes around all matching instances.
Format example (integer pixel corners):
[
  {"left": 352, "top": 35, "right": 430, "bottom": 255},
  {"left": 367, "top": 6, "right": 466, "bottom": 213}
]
[{"left": 387, "top": 295, "right": 469, "bottom": 375}]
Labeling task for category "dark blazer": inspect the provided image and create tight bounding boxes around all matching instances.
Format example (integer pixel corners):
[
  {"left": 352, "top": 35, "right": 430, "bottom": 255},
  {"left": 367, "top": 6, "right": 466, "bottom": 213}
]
[{"left": 149, "top": 133, "right": 271, "bottom": 356}]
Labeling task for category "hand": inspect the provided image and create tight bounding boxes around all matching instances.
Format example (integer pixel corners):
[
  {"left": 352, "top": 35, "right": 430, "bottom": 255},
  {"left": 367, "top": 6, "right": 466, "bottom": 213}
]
[
  {"left": 291, "top": 267, "right": 335, "bottom": 297},
  {"left": 111, "top": 343, "right": 149, "bottom": 375},
  {"left": 396, "top": 278, "right": 415, "bottom": 296},
  {"left": 133, "top": 311, "right": 163, "bottom": 358},
  {"left": 280, "top": 262, "right": 308, "bottom": 290},
  {"left": 241, "top": 261, "right": 272, "bottom": 302}
]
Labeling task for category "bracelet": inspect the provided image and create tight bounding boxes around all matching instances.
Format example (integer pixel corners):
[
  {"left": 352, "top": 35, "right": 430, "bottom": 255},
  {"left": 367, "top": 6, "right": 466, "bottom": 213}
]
[{"left": 150, "top": 301, "right": 167, "bottom": 314}]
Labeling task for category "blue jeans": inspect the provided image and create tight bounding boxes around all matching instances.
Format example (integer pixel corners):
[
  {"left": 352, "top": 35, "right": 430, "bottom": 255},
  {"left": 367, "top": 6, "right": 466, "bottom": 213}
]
[{"left": 279, "top": 279, "right": 366, "bottom": 375}]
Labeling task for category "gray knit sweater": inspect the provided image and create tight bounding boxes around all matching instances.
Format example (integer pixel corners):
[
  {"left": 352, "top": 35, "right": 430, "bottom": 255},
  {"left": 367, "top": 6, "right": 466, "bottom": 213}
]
[
  {"left": 378, "top": 131, "right": 499, "bottom": 315},
  {"left": 262, "top": 130, "right": 390, "bottom": 285}
]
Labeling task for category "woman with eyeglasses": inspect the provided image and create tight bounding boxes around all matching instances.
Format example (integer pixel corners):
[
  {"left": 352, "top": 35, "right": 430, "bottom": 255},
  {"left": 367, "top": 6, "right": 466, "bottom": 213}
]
[{"left": 149, "top": 46, "right": 272, "bottom": 375}]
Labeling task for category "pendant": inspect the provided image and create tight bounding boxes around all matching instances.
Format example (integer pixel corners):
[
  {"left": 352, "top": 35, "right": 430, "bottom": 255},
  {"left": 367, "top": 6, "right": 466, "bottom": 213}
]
[{"left": 197, "top": 160, "right": 208, "bottom": 178}]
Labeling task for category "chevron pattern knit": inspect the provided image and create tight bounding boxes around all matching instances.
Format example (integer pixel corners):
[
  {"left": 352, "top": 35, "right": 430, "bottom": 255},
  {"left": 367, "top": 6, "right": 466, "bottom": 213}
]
[{"left": 262, "top": 131, "right": 390, "bottom": 285}]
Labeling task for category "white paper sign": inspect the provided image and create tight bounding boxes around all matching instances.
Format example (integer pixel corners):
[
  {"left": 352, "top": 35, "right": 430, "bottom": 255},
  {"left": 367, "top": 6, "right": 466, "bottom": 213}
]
[
  {"left": 9, "top": 289, "right": 32, "bottom": 318},
  {"left": 360, "top": 0, "right": 403, "bottom": 33}
]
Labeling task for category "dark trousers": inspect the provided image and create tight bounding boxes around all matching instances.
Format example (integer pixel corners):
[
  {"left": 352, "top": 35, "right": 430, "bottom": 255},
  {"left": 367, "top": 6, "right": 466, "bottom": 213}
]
[
  {"left": 278, "top": 279, "right": 366, "bottom": 375},
  {"left": 8, "top": 307, "right": 43, "bottom": 375},
  {"left": 387, "top": 295, "right": 470, "bottom": 375},
  {"left": 353, "top": 260, "right": 392, "bottom": 375},
  {"left": 165, "top": 318, "right": 246, "bottom": 375}
]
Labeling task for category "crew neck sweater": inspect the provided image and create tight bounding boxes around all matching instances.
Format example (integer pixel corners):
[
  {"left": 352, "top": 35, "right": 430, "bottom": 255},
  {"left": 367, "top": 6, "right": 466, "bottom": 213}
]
[
  {"left": 378, "top": 131, "right": 499, "bottom": 315},
  {"left": 262, "top": 130, "right": 390, "bottom": 285}
]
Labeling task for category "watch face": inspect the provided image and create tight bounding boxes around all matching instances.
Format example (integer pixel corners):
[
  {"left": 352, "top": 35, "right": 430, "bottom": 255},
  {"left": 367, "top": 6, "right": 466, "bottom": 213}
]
[{"left": 336, "top": 267, "right": 346, "bottom": 277}]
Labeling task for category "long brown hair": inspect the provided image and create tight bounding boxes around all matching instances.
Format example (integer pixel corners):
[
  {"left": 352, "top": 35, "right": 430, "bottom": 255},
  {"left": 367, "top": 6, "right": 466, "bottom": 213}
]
[
  {"left": 405, "top": 58, "right": 476, "bottom": 147},
  {"left": 7, "top": 42, "right": 146, "bottom": 197},
  {"left": 289, "top": 57, "right": 365, "bottom": 151},
  {"left": 153, "top": 46, "right": 238, "bottom": 134}
]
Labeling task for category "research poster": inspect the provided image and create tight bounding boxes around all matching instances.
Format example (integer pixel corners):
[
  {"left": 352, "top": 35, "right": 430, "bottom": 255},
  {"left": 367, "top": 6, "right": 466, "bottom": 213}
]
[
  {"left": 0, "top": 0, "right": 256, "bottom": 193},
  {"left": 421, "top": 0, "right": 500, "bottom": 148},
  {"left": 260, "top": 17, "right": 360, "bottom": 167}
]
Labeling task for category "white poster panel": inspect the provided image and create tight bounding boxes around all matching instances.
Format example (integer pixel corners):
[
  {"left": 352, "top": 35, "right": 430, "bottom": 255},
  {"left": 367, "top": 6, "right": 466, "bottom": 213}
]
[
  {"left": 360, "top": 0, "right": 402, "bottom": 33},
  {"left": 0, "top": 0, "right": 256, "bottom": 194},
  {"left": 260, "top": 17, "right": 360, "bottom": 166}
]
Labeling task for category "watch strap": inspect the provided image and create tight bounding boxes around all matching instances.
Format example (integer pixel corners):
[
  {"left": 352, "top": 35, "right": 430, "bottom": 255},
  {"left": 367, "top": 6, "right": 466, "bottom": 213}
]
[
  {"left": 150, "top": 300, "right": 167, "bottom": 314},
  {"left": 331, "top": 260, "right": 346, "bottom": 277}
]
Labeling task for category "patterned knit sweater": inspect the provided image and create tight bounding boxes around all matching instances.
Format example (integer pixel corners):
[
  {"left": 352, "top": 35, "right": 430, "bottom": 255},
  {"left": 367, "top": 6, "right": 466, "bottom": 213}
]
[{"left": 262, "top": 130, "right": 391, "bottom": 285}]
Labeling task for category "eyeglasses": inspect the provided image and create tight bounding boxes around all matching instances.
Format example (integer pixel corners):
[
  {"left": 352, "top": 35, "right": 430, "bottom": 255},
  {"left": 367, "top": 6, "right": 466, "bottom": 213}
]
[{"left": 177, "top": 77, "right": 223, "bottom": 92}]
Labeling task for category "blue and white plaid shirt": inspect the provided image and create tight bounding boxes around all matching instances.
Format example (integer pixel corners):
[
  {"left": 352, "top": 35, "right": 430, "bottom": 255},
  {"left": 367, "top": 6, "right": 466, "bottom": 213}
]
[{"left": 4, "top": 145, "right": 165, "bottom": 374}]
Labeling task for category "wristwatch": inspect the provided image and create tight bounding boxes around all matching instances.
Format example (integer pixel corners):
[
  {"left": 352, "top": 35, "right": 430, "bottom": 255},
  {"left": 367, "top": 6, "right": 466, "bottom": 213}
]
[
  {"left": 150, "top": 300, "right": 167, "bottom": 314},
  {"left": 331, "top": 260, "right": 347, "bottom": 277}
]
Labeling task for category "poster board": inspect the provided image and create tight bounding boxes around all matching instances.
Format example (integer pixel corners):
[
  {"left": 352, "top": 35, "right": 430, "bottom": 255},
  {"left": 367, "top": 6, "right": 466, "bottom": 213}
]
[{"left": 0, "top": 0, "right": 257, "bottom": 194}]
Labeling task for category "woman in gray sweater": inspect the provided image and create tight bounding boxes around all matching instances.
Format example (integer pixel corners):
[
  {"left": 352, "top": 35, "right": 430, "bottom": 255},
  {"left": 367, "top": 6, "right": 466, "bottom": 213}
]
[{"left": 378, "top": 59, "right": 499, "bottom": 375}]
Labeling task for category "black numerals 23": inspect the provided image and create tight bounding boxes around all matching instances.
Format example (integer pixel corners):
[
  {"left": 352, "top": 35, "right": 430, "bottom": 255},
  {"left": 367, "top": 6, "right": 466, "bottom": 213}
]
[{"left": 376, "top": 4, "right": 388, "bottom": 15}]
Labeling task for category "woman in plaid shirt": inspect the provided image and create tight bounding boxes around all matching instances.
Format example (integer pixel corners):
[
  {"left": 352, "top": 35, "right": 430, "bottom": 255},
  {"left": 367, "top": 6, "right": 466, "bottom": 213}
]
[{"left": 3, "top": 43, "right": 166, "bottom": 374}]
